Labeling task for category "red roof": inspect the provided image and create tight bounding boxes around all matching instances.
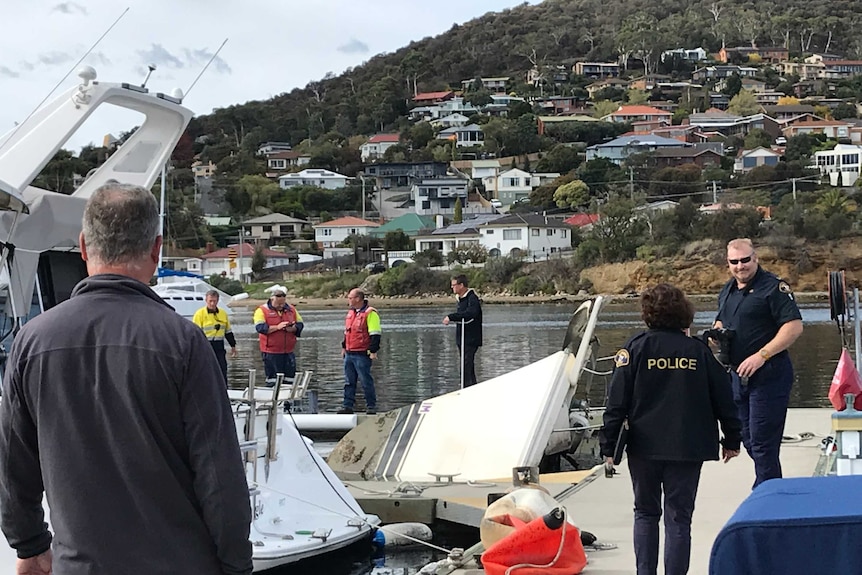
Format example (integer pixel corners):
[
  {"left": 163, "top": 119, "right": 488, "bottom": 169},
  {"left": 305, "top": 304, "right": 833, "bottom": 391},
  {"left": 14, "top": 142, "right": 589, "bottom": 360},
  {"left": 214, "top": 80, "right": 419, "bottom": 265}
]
[
  {"left": 366, "top": 134, "right": 400, "bottom": 144},
  {"left": 610, "top": 105, "right": 673, "bottom": 116},
  {"left": 312, "top": 216, "right": 380, "bottom": 228},
  {"left": 564, "top": 213, "right": 600, "bottom": 227},
  {"left": 200, "top": 243, "right": 291, "bottom": 260},
  {"left": 413, "top": 91, "right": 454, "bottom": 102}
]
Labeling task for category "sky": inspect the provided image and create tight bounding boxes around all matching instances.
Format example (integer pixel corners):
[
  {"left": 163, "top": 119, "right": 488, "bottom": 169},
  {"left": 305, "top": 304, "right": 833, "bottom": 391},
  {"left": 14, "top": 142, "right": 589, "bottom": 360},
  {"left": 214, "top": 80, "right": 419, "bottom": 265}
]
[{"left": 0, "top": 0, "right": 539, "bottom": 150}]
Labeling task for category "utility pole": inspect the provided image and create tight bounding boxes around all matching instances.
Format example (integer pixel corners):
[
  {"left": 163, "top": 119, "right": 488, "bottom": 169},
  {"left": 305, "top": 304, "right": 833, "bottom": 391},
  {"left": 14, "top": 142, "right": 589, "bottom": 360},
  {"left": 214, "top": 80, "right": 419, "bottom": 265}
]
[
  {"left": 792, "top": 178, "right": 797, "bottom": 202},
  {"left": 629, "top": 166, "right": 634, "bottom": 201},
  {"left": 712, "top": 180, "right": 718, "bottom": 204},
  {"left": 359, "top": 174, "right": 366, "bottom": 221}
]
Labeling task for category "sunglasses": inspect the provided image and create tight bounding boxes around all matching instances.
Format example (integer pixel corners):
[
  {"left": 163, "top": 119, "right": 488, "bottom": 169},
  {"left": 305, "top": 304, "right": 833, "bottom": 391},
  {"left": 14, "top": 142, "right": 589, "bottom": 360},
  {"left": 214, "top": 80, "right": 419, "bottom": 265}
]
[
  {"left": 273, "top": 294, "right": 286, "bottom": 297},
  {"left": 727, "top": 255, "right": 753, "bottom": 265}
]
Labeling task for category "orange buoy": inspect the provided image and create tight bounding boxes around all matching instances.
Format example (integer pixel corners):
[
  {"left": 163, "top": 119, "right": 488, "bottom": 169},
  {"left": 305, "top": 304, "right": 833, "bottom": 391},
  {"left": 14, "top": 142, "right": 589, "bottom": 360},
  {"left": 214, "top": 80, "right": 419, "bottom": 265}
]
[{"left": 481, "top": 508, "right": 587, "bottom": 575}]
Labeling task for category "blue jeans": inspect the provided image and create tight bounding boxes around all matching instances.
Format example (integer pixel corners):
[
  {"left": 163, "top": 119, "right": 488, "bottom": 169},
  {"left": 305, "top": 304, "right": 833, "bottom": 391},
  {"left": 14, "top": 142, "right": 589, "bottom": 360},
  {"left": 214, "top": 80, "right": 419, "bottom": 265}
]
[
  {"left": 343, "top": 352, "right": 376, "bottom": 410},
  {"left": 732, "top": 353, "right": 793, "bottom": 489},
  {"left": 261, "top": 352, "right": 296, "bottom": 385},
  {"left": 629, "top": 455, "right": 703, "bottom": 575}
]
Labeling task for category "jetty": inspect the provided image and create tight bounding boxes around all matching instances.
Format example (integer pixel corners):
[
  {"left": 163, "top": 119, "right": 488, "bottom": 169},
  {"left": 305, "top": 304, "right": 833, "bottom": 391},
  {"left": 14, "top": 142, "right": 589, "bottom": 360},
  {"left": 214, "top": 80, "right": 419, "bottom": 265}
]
[{"left": 344, "top": 408, "right": 831, "bottom": 574}]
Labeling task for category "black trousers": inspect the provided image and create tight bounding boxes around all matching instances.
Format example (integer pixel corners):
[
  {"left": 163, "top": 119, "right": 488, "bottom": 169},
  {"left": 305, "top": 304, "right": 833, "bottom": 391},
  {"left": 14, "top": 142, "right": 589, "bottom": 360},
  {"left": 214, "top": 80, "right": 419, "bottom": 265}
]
[
  {"left": 628, "top": 455, "right": 703, "bottom": 575},
  {"left": 457, "top": 344, "right": 479, "bottom": 387},
  {"left": 209, "top": 340, "right": 228, "bottom": 385}
]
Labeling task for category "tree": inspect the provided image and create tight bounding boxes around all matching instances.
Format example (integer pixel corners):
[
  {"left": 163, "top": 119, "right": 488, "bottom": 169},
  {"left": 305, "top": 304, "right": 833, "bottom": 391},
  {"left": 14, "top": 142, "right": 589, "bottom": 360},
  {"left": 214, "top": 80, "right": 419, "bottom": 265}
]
[
  {"left": 593, "top": 100, "right": 620, "bottom": 118},
  {"left": 535, "top": 145, "right": 582, "bottom": 174},
  {"left": 728, "top": 90, "right": 760, "bottom": 116},
  {"left": 251, "top": 244, "right": 267, "bottom": 276},
  {"left": 591, "top": 195, "right": 645, "bottom": 262},
  {"left": 554, "top": 179, "right": 590, "bottom": 209},
  {"left": 743, "top": 129, "right": 774, "bottom": 150},
  {"left": 722, "top": 73, "right": 742, "bottom": 97},
  {"left": 777, "top": 96, "right": 800, "bottom": 106},
  {"left": 832, "top": 103, "right": 858, "bottom": 120},
  {"left": 626, "top": 89, "right": 649, "bottom": 105},
  {"left": 454, "top": 197, "right": 463, "bottom": 223},
  {"left": 815, "top": 189, "right": 856, "bottom": 218},
  {"left": 383, "top": 230, "right": 412, "bottom": 251}
]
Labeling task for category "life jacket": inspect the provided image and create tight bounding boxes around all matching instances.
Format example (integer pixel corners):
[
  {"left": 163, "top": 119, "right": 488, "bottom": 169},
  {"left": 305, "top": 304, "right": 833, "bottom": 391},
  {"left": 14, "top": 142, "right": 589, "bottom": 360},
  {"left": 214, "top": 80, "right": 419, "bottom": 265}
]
[
  {"left": 481, "top": 508, "right": 587, "bottom": 575},
  {"left": 257, "top": 303, "right": 298, "bottom": 354},
  {"left": 344, "top": 305, "right": 376, "bottom": 352}
]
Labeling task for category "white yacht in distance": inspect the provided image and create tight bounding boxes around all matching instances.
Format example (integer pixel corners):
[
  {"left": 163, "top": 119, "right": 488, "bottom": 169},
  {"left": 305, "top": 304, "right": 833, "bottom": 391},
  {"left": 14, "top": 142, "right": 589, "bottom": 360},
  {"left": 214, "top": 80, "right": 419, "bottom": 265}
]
[{"left": 0, "top": 67, "right": 377, "bottom": 571}]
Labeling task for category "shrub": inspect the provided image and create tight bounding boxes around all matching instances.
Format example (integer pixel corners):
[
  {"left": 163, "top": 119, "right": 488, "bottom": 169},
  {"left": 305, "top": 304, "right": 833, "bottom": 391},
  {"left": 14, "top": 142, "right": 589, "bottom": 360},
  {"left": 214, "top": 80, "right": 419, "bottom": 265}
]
[
  {"left": 208, "top": 275, "right": 244, "bottom": 295},
  {"left": 376, "top": 264, "right": 450, "bottom": 295},
  {"left": 484, "top": 255, "right": 524, "bottom": 285},
  {"left": 412, "top": 249, "right": 444, "bottom": 268},
  {"left": 510, "top": 275, "right": 544, "bottom": 295}
]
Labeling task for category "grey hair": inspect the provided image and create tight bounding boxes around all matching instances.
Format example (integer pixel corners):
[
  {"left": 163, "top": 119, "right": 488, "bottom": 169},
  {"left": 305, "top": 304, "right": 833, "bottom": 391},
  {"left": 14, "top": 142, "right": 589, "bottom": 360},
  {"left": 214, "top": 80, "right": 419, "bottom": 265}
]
[
  {"left": 205, "top": 290, "right": 219, "bottom": 298},
  {"left": 82, "top": 182, "right": 160, "bottom": 264}
]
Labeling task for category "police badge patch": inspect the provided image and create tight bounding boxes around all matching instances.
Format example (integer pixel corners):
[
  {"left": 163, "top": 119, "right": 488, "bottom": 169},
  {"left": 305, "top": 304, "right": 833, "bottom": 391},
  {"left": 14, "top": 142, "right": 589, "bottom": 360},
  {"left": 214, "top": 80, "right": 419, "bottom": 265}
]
[{"left": 614, "top": 349, "right": 630, "bottom": 367}]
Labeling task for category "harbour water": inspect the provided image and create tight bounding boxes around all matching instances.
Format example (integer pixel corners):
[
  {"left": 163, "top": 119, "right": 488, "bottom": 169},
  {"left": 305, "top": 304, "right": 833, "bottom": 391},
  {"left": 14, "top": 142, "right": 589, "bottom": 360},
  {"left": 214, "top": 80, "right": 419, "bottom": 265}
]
[{"left": 227, "top": 301, "right": 841, "bottom": 413}]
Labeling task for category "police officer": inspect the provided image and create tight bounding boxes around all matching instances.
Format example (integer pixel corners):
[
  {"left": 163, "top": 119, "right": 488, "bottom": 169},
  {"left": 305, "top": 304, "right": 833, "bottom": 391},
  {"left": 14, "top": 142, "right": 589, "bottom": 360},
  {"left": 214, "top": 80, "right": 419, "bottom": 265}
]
[
  {"left": 714, "top": 238, "right": 803, "bottom": 488},
  {"left": 191, "top": 290, "right": 237, "bottom": 384},
  {"left": 601, "top": 283, "right": 741, "bottom": 575}
]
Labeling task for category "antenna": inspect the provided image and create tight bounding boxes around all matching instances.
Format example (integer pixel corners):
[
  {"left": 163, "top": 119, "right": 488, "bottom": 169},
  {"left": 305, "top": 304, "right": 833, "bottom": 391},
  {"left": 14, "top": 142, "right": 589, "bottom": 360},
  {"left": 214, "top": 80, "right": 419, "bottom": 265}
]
[
  {"left": 184, "top": 38, "right": 229, "bottom": 99},
  {"left": 0, "top": 7, "right": 130, "bottom": 156},
  {"left": 141, "top": 64, "right": 157, "bottom": 88}
]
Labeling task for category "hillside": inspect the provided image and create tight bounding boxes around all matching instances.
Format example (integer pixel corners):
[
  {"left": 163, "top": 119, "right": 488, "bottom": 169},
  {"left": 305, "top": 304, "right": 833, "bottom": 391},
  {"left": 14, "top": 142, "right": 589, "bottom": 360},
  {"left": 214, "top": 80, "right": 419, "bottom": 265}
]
[{"left": 188, "top": 0, "right": 862, "bottom": 157}]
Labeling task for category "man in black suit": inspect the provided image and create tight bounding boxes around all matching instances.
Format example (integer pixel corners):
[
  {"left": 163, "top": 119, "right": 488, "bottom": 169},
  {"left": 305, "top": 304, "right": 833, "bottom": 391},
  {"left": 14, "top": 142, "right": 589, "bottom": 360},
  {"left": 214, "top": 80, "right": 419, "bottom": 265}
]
[{"left": 442, "top": 274, "right": 483, "bottom": 387}]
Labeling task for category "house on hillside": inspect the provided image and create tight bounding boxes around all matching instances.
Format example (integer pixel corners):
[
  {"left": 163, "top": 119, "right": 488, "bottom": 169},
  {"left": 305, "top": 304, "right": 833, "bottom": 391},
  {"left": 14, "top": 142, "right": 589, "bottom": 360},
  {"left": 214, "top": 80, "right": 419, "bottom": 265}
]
[
  {"left": 734, "top": 147, "right": 781, "bottom": 173},
  {"left": 431, "top": 113, "right": 471, "bottom": 129},
  {"left": 242, "top": 213, "right": 310, "bottom": 244},
  {"left": 413, "top": 176, "right": 470, "bottom": 216},
  {"left": 471, "top": 159, "right": 501, "bottom": 181},
  {"left": 650, "top": 147, "right": 724, "bottom": 169},
  {"left": 479, "top": 214, "right": 571, "bottom": 259},
  {"left": 483, "top": 168, "right": 561, "bottom": 206},
  {"left": 437, "top": 124, "right": 484, "bottom": 147},
  {"left": 186, "top": 243, "right": 293, "bottom": 281},
  {"left": 574, "top": 62, "right": 620, "bottom": 78},
  {"left": 412, "top": 214, "right": 504, "bottom": 260},
  {"left": 278, "top": 168, "right": 349, "bottom": 190},
  {"left": 265, "top": 151, "right": 311, "bottom": 173},
  {"left": 360, "top": 134, "right": 401, "bottom": 162},
  {"left": 586, "top": 135, "right": 689, "bottom": 164},
  {"left": 603, "top": 105, "right": 674, "bottom": 124},
  {"left": 412, "top": 91, "right": 455, "bottom": 106},
  {"left": 257, "top": 142, "right": 292, "bottom": 156},
  {"left": 719, "top": 46, "right": 788, "bottom": 63},
  {"left": 369, "top": 213, "right": 436, "bottom": 239},
  {"left": 812, "top": 143, "right": 862, "bottom": 186},
  {"left": 781, "top": 119, "right": 854, "bottom": 140},
  {"left": 313, "top": 216, "right": 380, "bottom": 249},
  {"left": 461, "top": 77, "right": 510, "bottom": 92}
]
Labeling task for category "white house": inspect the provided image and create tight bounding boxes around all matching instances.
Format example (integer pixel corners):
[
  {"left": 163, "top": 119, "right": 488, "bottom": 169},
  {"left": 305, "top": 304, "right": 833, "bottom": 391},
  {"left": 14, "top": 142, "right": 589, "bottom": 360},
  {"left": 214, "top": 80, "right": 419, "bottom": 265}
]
[
  {"left": 437, "top": 124, "right": 484, "bottom": 147},
  {"left": 413, "top": 176, "right": 472, "bottom": 216},
  {"left": 478, "top": 214, "right": 572, "bottom": 259},
  {"left": 471, "top": 159, "right": 501, "bottom": 181},
  {"left": 257, "top": 142, "right": 292, "bottom": 156},
  {"left": 483, "top": 169, "right": 562, "bottom": 205},
  {"left": 812, "top": 143, "right": 862, "bottom": 186},
  {"left": 412, "top": 214, "right": 504, "bottom": 257},
  {"left": 431, "top": 113, "right": 471, "bottom": 129},
  {"left": 278, "top": 168, "right": 349, "bottom": 190},
  {"left": 313, "top": 216, "right": 380, "bottom": 249},
  {"left": 734, "top": 147, "right": 781, "bottom": 173},
  {"left": 185, "top": 243, "right": 293, "bottom": 282},
  {"left": 266, "top": 151, "right": 311, "bottom": 172},
  {"left": 241, "top": 213, "right": 310, "bottom": 243},
  {"left": 360, "top": 134, "right": 401, "bottom": 162}
]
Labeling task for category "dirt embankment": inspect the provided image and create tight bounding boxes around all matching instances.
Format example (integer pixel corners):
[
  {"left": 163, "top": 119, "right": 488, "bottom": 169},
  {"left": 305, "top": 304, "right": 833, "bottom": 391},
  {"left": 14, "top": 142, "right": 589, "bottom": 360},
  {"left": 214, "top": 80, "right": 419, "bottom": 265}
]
[{"left": 581, "top": 238, "right": 862, "bottom": 296}]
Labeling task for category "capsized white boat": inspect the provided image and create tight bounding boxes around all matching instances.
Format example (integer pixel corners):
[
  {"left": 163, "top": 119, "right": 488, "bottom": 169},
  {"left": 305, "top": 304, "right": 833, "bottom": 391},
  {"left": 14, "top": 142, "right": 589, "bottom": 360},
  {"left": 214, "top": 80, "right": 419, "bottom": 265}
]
[
  {"left": 0, "top": 67, "right": 376, "bottom": 571},
  {"left": 328, "top": 297, "right": 605, "bottom": 483}
]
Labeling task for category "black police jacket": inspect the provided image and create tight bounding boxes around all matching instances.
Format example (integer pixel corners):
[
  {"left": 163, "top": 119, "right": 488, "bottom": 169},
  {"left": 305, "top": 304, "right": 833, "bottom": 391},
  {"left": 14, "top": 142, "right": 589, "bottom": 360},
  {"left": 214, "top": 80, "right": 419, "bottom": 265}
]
[
  {"left": 447, "top": 288, "right": 483, "bottom": 347},
  {"left": 600, "top": 328, "right": 742, "bottom": 462}
]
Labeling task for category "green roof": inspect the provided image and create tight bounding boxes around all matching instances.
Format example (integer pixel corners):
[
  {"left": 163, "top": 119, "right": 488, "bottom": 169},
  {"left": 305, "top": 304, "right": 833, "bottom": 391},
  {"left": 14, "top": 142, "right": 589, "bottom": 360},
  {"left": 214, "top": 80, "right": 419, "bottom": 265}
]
[{"left": 369, "top": 213, "right": 436, "bottom": 238}]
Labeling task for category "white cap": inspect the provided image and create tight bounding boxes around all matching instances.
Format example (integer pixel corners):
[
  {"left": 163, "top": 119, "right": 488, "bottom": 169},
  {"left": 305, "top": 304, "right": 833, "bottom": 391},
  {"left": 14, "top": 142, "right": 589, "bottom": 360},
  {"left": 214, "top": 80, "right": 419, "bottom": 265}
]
[{"left": 264, "top": 284, "right": 287, "bottom": 297}]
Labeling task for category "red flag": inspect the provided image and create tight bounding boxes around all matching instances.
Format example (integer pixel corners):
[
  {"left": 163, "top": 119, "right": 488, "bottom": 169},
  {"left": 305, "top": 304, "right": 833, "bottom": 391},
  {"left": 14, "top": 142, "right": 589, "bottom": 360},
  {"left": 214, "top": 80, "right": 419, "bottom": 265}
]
[{"left": 828, "top": 348, "right": 862, "bottom": 411}]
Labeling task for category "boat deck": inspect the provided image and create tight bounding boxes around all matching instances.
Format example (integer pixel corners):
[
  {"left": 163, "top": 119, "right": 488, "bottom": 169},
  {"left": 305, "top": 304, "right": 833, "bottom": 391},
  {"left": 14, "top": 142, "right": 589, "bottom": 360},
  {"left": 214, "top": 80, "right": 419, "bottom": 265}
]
[{"left": 345, "top": 408, "right": 833, "bottom": 574}]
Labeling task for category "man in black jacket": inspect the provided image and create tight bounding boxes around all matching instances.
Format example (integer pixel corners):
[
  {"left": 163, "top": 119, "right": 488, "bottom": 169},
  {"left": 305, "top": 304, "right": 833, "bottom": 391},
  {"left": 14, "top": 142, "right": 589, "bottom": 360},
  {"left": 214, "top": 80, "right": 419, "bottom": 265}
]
[
  {"left": 443, "top": 274, "right": 483, "bottom": 387},
  {"left": 0, "top": 183, "right": 252, "bottom": 574}
]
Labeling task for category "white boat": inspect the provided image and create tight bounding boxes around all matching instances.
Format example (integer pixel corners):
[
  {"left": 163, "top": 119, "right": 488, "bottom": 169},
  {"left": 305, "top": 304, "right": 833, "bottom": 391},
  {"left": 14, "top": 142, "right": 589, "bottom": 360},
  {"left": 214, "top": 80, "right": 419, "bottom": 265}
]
[
  {"left": 0, "top": 67, "right": 377, "bottom": 571},
  {"left": 151, "top": 274, "right": 247, "bottom": 319},
  {"left": 328, "top": 297, "right": 606, "bottom": 482}
]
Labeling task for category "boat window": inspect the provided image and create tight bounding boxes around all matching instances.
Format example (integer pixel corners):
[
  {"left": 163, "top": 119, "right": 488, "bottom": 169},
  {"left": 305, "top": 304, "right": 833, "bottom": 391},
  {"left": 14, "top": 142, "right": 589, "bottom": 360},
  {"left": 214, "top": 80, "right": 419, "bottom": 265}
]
[{"left": 37, "top": 250, "right": 88, "bottom": 310}]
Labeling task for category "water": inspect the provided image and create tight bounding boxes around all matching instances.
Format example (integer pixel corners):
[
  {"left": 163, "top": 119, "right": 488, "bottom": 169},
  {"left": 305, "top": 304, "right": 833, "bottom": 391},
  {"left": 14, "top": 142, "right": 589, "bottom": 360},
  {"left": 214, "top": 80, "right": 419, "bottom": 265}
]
[{"left": 227, "top": 302, "right": 843, "bottom": 412}]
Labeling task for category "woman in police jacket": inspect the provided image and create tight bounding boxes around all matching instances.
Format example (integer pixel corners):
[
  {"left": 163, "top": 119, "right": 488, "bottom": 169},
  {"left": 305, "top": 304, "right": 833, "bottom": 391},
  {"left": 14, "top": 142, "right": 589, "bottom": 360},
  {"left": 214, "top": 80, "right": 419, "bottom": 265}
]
[{"left": 600, "top": 283, "right": 742, "bottom": 575}]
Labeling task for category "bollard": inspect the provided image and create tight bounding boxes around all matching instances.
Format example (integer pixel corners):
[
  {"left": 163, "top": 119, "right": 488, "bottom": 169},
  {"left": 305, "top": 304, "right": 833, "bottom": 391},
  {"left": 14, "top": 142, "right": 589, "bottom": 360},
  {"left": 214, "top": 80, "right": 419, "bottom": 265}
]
[{"left": 832, "top": 392, "right": 862, "bottom": 476}]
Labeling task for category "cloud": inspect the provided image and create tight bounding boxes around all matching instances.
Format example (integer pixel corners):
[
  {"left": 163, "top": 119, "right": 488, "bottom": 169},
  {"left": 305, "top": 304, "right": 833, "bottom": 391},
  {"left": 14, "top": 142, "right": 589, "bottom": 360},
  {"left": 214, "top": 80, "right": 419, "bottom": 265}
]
[
  {"left": 37, "top": 52, "right": 76, "bottom": 66},
  {"left": 18, "top": 61, "right": 34, "bottom": 72},
  {"left": 51, "top": 2, "right": 87, "bottom": 15},
  {"left": 337, "top": 38, "right": 369, "bottom": 54},
  {"left": 137, "top": 44, "right": 185, "bottom": 69},
  {"left": 87, "top": 52, "right": 112, "bottom": 67},
  {"left": 184, "top": 48, "right": 232, "bottom": 74},
  {"left": 0, "top": 67, "right": 19, "bottom": 79}
]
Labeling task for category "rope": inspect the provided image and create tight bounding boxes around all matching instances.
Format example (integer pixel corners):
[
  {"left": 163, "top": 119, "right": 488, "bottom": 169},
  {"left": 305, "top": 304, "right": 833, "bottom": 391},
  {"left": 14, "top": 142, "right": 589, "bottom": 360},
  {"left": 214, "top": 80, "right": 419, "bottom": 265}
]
[{"left": 504, "top": 507, "right": 569, "bottom": 575}]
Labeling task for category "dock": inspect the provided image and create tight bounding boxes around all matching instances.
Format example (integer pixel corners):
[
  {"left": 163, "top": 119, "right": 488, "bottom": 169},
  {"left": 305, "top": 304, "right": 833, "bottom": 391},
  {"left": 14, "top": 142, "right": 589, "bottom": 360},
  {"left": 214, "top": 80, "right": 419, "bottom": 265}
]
[{"left": 344, "top": 408, "right": 833, "bottom": 574}]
